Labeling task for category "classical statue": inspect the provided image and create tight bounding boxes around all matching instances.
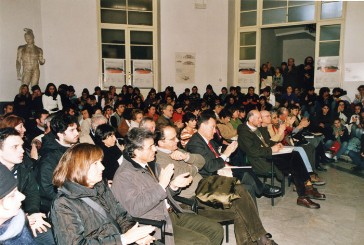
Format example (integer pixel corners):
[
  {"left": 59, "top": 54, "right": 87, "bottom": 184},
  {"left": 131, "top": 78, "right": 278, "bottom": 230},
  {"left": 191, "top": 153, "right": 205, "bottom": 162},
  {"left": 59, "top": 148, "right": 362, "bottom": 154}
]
[{"left": 16, "top": 28, "right": 45, "bottom": 86}]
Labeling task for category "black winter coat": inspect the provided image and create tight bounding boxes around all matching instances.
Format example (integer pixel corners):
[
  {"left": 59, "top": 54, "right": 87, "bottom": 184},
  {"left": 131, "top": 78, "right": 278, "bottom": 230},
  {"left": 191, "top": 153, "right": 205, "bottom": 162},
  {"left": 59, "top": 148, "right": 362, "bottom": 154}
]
[
  {"left": 51, "top": 180, "right": 134, "bottom": 244},
  {"left": 36, "top": 133, "right": 68, "bottom": 213}
]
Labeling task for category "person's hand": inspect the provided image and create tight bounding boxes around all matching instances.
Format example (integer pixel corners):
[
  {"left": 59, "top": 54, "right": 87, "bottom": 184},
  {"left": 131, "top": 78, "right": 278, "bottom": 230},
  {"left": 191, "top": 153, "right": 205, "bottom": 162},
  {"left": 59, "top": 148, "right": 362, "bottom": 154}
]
[
  {"left": 159, "top": 164, "right": 174, "bottom": 189},
  {"left": 30, "top": 143, "right": 39, "bottom": 160},
  {"left": 298, "top": 118, "right": 310, "bottom": 128},
  {"left": 278, "top": 123, "right": 286, "bottom": 133},
  {"left": 319, "top": 123, "right": 325, "bottom": 128},
  {"left": 223, "top": 141, "right": 238, "bottom": 157},
  {"left": 135, "top": 235, "right": 155, "bottom": 245},
  {"left": 170, "top": 173, "right": 192, "bottom": 190},
  {"left": 271, "top": 144, "right": 283, "bottom": 153},
  {"left": 288, "top": 116, "right": 296, "bottom": 126},
  {"left": 123, "top": 223, "right": 155, "bottom": 245},
  {"left": 174, "top": 121, "right": 184, "bottom": 129},
  {"left": 170, "top": 151, "right": 189, "bottom": 161},
  {"left": 27, "top": 213, "right": 51, "bottom": 237},
  {"left": 361, "top": 152, "right": 364, "bottom": 157}
]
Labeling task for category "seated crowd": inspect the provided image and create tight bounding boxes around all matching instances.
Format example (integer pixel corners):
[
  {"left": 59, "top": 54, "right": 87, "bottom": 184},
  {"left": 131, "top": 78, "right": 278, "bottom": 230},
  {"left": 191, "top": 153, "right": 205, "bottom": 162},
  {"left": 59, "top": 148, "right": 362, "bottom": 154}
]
[{"left": 0, "top": 59, "right": 364, "bottom": 244}]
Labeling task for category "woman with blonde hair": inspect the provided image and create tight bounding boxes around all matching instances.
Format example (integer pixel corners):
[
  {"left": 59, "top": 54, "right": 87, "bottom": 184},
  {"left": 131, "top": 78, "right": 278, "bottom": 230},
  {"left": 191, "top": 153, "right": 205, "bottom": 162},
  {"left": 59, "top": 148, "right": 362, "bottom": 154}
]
[
  {"left": 13, "top": 84, "right": 32, "bottom": 119},
  {"left": 51, "top": 143, "right": 155, "bottom": 244}
]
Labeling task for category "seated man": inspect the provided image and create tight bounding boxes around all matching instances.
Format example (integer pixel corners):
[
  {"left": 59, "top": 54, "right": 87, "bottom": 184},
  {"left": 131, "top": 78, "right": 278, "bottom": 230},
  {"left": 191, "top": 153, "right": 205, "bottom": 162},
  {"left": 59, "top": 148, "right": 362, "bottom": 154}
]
[
  {"left": 238, "top": 110, "right": 325, "bottom": 209},
  {"left": 186, "top": 110, "right": 278, "bottom": 199},
  {"left": 0, "top": 128, "right": 54, "bottom": 244},
  {"left": 0, "top": 163, "right": 34, "bottom": 244},
  {"left": 156, "top": 104, "right": 184, "bottom": 131},
  {"left": 111, "top": 128, "right": 224, "bottom": 245},
  {"left": 158, "top": 125, "right": 277, "bottom": 245}
]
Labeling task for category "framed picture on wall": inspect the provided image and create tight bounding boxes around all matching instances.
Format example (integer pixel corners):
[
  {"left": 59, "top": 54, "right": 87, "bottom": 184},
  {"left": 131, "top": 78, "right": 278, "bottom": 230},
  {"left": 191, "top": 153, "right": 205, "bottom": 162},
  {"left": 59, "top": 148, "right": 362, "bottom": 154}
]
[
  {"left": 103, "top": 58, "right": 125, "bottom": 88},
  {"left": 132, "top": 59, "right": 154, "bottom": 88}
]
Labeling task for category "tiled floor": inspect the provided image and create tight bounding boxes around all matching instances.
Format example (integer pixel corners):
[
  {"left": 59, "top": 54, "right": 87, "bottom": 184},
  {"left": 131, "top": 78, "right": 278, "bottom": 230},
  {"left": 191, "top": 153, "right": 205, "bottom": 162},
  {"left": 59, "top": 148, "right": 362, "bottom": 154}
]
[{"left": 224, "top": 160, "right": 364, "bottom": 245}]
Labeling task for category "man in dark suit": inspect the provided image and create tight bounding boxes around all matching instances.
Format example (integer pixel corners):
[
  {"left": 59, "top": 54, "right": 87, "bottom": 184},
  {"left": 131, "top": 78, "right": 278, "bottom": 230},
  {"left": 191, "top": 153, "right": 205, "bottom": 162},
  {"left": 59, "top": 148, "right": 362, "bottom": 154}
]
[
  {"left": 160, "top": 125, "right": 277, "bottom": 245},
  {"left": 156, "top": 104, "right": 184, "bottom": 131},
  {"left": 238, "top": 110, "right": 325, "bottom": 209}
]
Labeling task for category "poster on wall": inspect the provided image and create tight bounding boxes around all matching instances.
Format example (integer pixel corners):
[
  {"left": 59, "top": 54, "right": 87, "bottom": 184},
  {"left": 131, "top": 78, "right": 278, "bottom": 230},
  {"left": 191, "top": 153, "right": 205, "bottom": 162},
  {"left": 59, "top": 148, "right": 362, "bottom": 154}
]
[
  {"left": 238, "top": 60, "right": 257, "bottom": 88},
  {"left": 315, "top": 56, "right": 340, "bottom": 88},
  {"left": 103, "top": 58, "right": 125, "bottom": 88},
  {"left": 132, "top": 60, "right": 153, "bottom": 88},
  {"left": 175, "top": 52, "right": 195, "bottom": 83}
]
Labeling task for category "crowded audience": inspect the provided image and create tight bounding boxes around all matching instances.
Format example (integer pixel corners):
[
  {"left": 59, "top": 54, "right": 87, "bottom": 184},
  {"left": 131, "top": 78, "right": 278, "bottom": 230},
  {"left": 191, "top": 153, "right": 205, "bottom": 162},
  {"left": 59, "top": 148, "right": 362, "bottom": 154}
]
[{"left": 0, "top": 56, "right": 363, "bottom": 244}]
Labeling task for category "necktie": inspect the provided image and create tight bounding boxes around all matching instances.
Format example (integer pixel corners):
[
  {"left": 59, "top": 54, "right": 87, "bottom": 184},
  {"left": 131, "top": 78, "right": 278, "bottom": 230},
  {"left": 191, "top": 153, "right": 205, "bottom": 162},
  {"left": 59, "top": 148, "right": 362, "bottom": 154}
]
[
  {"left": 208, "top": 142, "right": 220, "bottom": 158},
  {"left": 253, "top": 130, "right": 269, "bottom": 147}
]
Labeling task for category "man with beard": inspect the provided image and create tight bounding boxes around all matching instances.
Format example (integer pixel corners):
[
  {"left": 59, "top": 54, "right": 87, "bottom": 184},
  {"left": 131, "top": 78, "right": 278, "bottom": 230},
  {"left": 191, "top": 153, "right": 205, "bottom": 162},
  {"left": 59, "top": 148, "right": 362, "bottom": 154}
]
[{"left": 36, "top": 113, "right": 79, "bottom": 214}]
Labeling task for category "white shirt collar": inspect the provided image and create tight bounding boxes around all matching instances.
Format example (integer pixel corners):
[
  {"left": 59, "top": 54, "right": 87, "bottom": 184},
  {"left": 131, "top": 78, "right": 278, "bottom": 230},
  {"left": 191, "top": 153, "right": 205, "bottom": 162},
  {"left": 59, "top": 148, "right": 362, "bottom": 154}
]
[
  {"left": 246, "top": 122, "right": 257, "bottom": 131},
  {"left": 157, "top": 147, "right": 173, "bottom": 154}
]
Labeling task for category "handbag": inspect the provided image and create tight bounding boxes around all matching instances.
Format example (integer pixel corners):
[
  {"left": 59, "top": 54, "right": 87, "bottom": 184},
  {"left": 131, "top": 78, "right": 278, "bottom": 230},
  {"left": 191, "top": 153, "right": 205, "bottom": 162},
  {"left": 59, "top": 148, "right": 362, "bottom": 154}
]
[
  {"left": 195, "top": 175, "right": 241, "bottom": 209},
  {"left": 284, "top": 132, "right": 308, "bottom": 146},
  {"left": 330, "top": 141, "right": 341, "bottom": 155}
]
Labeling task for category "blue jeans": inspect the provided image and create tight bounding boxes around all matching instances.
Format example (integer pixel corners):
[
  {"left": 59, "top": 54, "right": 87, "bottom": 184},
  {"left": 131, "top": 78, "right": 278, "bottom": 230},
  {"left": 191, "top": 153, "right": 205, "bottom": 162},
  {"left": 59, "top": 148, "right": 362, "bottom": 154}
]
[
  {"left": 294, "top": 146, "right": 313, "bottom": 172},
  {"left": 34, "top": 228, "right": 55, "bottom": 245},
  {"left": 325, "top": 140, "right": 348, "bottom": 159},
  {"left": 348, "top": 150, "right": 364, "bottom": 169}
]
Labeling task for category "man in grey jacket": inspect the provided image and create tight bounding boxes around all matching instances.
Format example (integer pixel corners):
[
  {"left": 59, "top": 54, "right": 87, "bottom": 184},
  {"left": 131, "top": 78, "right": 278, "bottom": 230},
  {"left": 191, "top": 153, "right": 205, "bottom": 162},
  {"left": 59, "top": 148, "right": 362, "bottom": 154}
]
[{"left": 111, "top": 128, "right": 223, "bottom": 245}]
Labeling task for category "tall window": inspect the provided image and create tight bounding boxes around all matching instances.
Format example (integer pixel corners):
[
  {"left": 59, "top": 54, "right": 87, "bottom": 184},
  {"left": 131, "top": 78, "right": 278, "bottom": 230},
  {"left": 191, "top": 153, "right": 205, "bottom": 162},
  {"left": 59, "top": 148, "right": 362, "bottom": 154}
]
[{"left": 100, "top": 0, "right": 156, "bottom": 89}]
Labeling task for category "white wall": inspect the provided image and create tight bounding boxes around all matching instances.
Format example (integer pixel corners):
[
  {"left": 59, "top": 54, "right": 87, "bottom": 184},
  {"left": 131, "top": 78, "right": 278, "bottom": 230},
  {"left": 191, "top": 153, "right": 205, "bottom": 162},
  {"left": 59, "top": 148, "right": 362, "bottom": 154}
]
[
  {"left": 160, "top": 0, "right": 228, "bottom": 95},
  {"left": 343, "top": 1, "right": 364, "bottom": 100},
  {"left": 40, "top": 0, "right": 99, "bottom": 97},
  {"left": 0, "top": 0, "right": 43, "bottom": 101},
  {"left": 282, "top": 38, "right": 315, "bottom": 65}
]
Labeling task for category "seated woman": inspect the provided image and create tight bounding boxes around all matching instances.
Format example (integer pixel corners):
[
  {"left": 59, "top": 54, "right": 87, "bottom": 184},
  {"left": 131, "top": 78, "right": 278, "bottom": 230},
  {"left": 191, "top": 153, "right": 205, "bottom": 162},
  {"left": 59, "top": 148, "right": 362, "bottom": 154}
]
[
  {"left": 94, "top": 124, "right": 123, "bottom": 182},
  {"left": 51, "top": 143, "right": 155, "bottom": 244},
  {"left": 266, "top": 111, "right": 325, "bottom": 186},
  {"left": 180, "top": 112, "right": 197, "bottom": 148},
  {"left": 129, "top": 109, "right": 144, "bottom": 130},
  {"left": 216, "top": 109, "right": 237, "bottom": 141},
  {"left": 0, "top": 115, "right": 38, "bottom": 160}
]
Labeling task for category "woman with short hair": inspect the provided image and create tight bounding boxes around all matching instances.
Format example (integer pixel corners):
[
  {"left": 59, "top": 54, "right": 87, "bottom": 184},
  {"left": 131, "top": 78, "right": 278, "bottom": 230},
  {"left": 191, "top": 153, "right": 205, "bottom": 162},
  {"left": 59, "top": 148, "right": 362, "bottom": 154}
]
[{"left": 51, "top": 143, "right": 155, "bottom": 244}]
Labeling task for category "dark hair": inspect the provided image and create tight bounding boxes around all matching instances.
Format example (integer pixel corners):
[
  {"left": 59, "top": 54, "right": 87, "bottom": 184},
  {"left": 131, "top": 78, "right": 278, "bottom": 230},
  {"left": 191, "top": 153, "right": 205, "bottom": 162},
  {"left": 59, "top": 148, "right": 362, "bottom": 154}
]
[
  {"left": 124, "top": 128, "right": 154, "bottom": 158},
  {"left": 68, "top": 86, "right": 75, "bottom": 93},
  {"left": 155, "top": 125, "right": 176, "bottom": 143},
  {"left": 31, "top": 85, "right": 41, "bottom": 92},
  {"left": 319, "top": 87, "right": 330, "bottom": 97},
  {"left": 219, "top": 109, "right": 232, "bottom": 119},
  {"left": 103, "top": 105, "right": 113, "bottom": 113},
  {"left": 228, "top": 106, "right": 239, "bottom": 115},
  {"left": 114, "top": 101, "right": 126, "bottom": 111},
  {"left": 0, "top": 128, "right": 20, "bottom": 150},
  {"left": 182, "top": 112, "right": 197, "bottom": 124},
  {"left": 276, "top": 107, "right": 288, "bottom": 117},
  {"left": 50, "top": 113, "right": 78, "bottom": 138},
  {"left": 2, "top": 103, "right": 13, "bottom": 113},
  {"left": 95, "top": 124, "right": 115, "bottom": 143},
  {"left": 197, "top": 110, "right": 216, "bottom": 129},
  {"left": 94, "top": 86, "right": 101, "bottom": 92},
  {"left": 34, "top": 109, "right": 49, "bottom": 120},
  {"left": 45, "top": 83, "right": 58, "bottom": 100}
]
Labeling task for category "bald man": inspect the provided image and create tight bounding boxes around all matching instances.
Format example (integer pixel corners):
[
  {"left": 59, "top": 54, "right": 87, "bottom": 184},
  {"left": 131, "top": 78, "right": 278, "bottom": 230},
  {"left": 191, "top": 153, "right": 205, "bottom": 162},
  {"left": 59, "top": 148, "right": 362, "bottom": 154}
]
[{"left": 237, "top": 110, "right": 325, "bottom": 209}]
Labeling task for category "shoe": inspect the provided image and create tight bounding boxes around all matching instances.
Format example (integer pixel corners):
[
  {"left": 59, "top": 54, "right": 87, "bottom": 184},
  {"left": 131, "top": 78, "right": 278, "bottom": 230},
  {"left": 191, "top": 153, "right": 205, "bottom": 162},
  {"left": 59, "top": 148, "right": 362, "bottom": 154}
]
[
  {"left": 297, "top": 196, "right": 320, "bottom": 209},
  {"left": 305, "top": 187, "right": 326, "bottom": 200},
  {"left": 321, "top": 157, "right": 334, "bottom": 164},
  {"left": 316, "top": 165, "right": 327, "bottom": 172},
  {"left": 262, "top": 184, "right": 281, "bottom": 196},
  {"left": 257, "top": 235, "right": 278, "bottom": 245},
  {"left": 310, "top": 173, "right": 326, "bottom": 186}
]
